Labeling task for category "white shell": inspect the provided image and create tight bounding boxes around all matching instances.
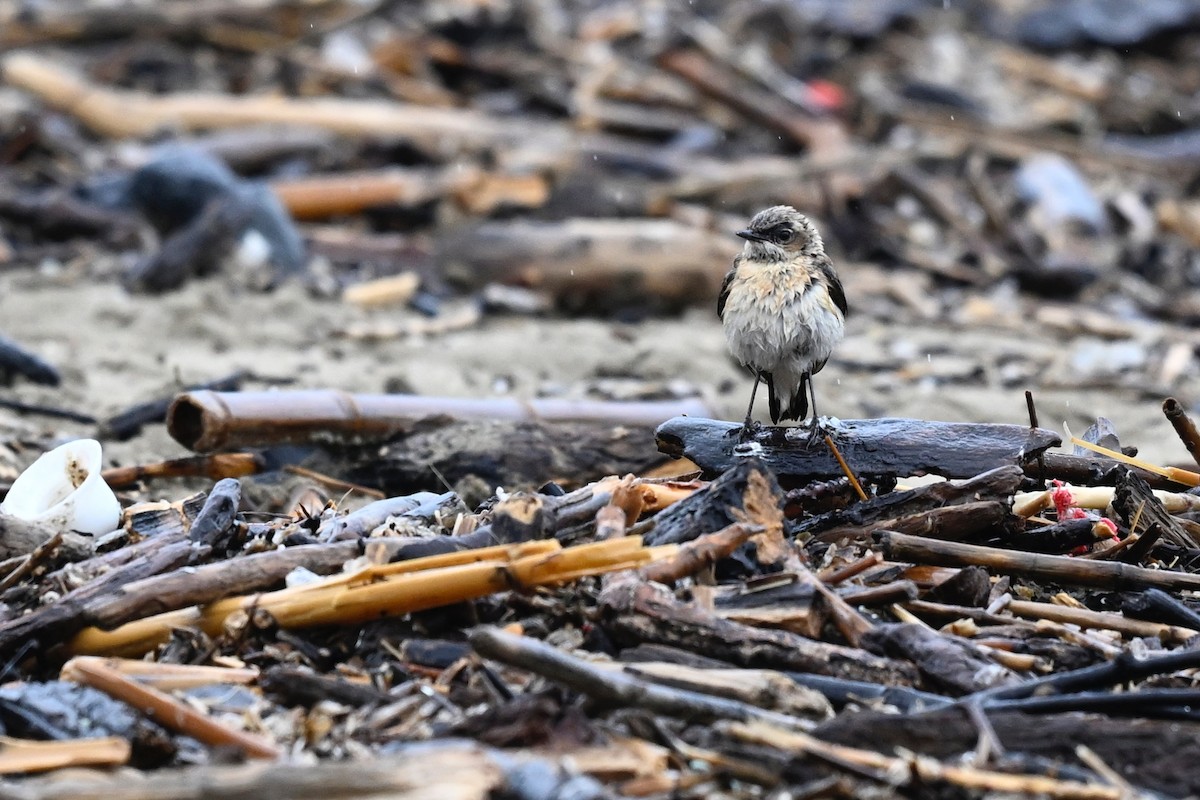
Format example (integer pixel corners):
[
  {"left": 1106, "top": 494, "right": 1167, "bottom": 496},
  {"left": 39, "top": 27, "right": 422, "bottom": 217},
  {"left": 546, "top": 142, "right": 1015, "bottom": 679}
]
[{"left": 0, "top": 439, "right": 121, "bottom": 535}]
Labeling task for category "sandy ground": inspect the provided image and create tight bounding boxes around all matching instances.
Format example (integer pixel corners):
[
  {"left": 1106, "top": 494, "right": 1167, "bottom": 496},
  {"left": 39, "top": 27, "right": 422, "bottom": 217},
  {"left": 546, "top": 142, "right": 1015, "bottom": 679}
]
[{"left": 2, "top": 258, "right": 1197, "bottom": 483}]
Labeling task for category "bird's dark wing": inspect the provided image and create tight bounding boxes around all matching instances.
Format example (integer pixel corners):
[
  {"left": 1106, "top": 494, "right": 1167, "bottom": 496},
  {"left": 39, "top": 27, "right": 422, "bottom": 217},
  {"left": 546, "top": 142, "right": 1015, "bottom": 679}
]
[
  {"left": 717, "top": 259, "right": 738, "bottom": 321},
  {"left": 817, "top": 254, "right": 848, "bottom": 318}
]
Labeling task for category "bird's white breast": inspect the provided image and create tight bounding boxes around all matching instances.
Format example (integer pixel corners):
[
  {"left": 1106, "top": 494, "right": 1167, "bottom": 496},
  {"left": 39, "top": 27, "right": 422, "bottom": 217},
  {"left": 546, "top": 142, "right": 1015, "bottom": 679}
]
[{"left": 722, "top": 260, "right": 844, "bottom": 374}]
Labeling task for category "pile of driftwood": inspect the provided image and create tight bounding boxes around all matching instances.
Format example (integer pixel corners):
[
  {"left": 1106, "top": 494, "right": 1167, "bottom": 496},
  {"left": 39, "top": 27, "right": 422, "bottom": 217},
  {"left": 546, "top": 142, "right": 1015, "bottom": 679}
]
[{"left": 3, "top": 391, "right": 1200, "bottom": 798}]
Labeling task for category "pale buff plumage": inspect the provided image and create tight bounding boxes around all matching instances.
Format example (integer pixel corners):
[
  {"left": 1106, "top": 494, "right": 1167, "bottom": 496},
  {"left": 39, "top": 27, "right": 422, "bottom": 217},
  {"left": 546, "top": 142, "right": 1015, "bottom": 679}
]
[{"left": 718, "top": 206, "right": 847, "bottom": 433}]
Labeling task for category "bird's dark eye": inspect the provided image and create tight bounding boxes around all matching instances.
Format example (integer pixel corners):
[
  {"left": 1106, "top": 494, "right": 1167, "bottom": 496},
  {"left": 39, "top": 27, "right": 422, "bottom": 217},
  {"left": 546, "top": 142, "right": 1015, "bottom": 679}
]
[{"left": 776, "top": 228, "right": 795, "bottom": 244}]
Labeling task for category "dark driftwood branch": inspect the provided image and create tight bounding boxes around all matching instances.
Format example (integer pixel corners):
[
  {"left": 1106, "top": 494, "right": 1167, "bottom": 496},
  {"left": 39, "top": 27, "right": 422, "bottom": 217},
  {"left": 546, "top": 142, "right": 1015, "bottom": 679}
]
[
  {"left": 879, "top": 530, "right": 1200, "bottom": 592},
  {"left": 656, "top": 416, "right": 1061, "bottom": 482},
  {"left": 470, "top": 627, "right": 811, "bottom": 729},
  {"left": 599, "top": 572, "right": 918, "bottom": 686}
]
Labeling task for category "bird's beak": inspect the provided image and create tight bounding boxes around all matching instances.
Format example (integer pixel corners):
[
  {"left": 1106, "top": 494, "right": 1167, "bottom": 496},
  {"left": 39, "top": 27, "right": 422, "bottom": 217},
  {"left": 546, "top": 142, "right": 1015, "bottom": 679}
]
[{"left": 736, "top": 229, "right": 769, "bottom": 243}]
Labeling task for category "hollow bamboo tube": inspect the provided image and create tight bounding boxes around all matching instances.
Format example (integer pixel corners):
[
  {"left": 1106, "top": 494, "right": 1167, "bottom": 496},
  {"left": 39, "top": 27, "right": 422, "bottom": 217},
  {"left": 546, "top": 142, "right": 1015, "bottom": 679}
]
[{"left": 167, "top": 389, "right": 711, "bottom": 452}]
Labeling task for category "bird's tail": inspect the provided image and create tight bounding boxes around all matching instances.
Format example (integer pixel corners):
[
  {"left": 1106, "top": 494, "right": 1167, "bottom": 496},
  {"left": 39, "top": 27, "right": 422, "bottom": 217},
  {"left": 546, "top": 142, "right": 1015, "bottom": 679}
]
[{"left": 767, "top": 373, "right": 809, "bottom": 423}]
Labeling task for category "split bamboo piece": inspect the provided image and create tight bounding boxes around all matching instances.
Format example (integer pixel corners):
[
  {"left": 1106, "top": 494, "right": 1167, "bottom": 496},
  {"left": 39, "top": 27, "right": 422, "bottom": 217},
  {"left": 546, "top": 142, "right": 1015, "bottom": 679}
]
[
  {"left": 341, "top": 272, "right": 421, "bottom": 308},
  {"left": 88, "top": 659, "right": 260, "bottom": 690},
  {"left": 68, "top": 537, "right": 670, "bottom": 658},
  {"left": 0, "top": 735, "right": 130, "bottom": 775},
  {"left": 1069, "top": 436, "right": 1200, "bottom": 487}
]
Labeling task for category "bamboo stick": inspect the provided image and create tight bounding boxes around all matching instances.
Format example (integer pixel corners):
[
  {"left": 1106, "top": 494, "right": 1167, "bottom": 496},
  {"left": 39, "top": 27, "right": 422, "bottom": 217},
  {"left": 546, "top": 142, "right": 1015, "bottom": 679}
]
[{"left": 68, "top": 537, "right": 670, "bottom": 657}]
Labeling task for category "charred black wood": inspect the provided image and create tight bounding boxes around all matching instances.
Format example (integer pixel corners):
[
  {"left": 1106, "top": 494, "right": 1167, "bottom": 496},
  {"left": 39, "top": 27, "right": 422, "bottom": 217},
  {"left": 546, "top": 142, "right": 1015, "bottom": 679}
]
[
  {"left": 100, "top": 370, "right": 248, "bottom": 440},
  {"left": 861, "top": 623, "right": 1016, "bottom": 696},
  {"left": 793, "top": 465, "right": 1023, "bottom": 536},
  {"left": 188, "top": 478, "right": 241, "bottom": 549},
  {"left": 349, "top": 419, "right": 662, "bottom": 496},
  {"left": 783, "top": 673, "right": 952, "bottom": 712},
  {"left": 656, "top": 417, "right": 1060, "bottom": 483},
  {"left": 642, "top": 459, "right": 782, "bottom": 548},
  {"left": 1122, "top": 587, "right": 1200, "bottom": 631},
  {"left": 0, "top": 332, "right": 60, "bottom": 386},
  {"left": 260, "top": 665, "right": 391, "bottom": 708},
  {"left": 0, "top": 397, "right": 94, "bottom": 423},
  {"left": 811, "top": 500, "right": 1018, "bottom": 546},
  {"left": 984, "top": 516, "right": 1099, "bottom": 554},
  {"left": 923, "top": 565, "right": 991, "bottom": 607},
  {"left": 1113, "top": 467, "right": 1196, "bottom": 549},
  {"left": 1033, "top": 452, "right": 1186, "bottom": 490},
  {"left": 0, "top": 185, "right": 140, "bottom": 246},
  {"left": 124, "top": 196, "right": 245, "bottom": 292}
]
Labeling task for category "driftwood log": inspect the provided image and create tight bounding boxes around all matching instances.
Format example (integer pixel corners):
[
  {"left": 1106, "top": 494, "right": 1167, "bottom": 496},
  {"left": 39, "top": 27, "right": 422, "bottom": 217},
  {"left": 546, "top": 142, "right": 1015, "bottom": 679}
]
[{"left": 656, "top": 416, "right": 1061, "bottom": 482}]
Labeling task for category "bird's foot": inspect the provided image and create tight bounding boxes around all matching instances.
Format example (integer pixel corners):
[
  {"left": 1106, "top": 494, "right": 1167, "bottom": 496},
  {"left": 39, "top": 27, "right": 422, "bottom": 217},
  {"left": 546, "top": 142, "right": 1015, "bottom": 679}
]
[
  {"left": 738, "top": 419, "right": 762, "bottom": 442},
  {"left": 804, "top": 417, "right": 829, "bottom": 449}
]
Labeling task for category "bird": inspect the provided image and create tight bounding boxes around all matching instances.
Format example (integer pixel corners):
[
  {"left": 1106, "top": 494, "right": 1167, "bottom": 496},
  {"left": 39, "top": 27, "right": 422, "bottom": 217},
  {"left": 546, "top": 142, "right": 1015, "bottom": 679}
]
[{"left": 718, "top": 205, "right": 847, "bottom": 443}]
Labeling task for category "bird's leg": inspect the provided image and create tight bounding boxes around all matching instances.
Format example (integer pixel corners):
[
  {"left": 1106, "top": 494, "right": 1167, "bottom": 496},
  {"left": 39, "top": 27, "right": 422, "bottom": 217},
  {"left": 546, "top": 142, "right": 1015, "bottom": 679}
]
[
  {"left": 804, "top": 372, "right": 824, "bottom": 448},
  {"left": 741, "top": 370, "right": 763, "bottom": 437}
]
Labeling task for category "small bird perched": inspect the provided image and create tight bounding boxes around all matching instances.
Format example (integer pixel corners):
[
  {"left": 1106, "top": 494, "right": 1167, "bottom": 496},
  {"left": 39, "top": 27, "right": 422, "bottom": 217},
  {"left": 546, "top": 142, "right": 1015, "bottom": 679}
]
[{"left": 718, "top": 206, "right": 847, "bottom": 442}]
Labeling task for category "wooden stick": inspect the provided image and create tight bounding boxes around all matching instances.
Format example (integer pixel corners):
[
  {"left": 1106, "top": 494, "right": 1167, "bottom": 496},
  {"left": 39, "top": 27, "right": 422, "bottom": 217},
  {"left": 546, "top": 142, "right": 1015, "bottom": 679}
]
[
  {"left": 880, "top": 530, "right": 1200, "bottom": 592},
  {"left": 62, "top": 657, "right": 280, "bottom": 759},
  {"left": 907, "top": 598, "right": 1197, "bottom": 645},
  {"left": 1, "top": 52, "right": 548, "bottom": 149},
  {"left": 271, "top": 169, "right": 548, "bottom": 219},
  {"left": 101, "top": 452, "right": 263, "bottom": 489},
  {"left": 1163, "top": 397, "right": 1200, "bottom": 469},
  {"left": 730, "top": 721, "right": 1120, "bottom": 799}
]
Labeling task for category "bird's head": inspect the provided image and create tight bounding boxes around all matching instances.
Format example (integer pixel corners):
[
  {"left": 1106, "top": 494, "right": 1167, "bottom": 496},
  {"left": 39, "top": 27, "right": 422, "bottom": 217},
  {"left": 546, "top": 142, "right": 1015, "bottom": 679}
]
[{"left": 736, "top": 205, "right": 823, "bottom": 261}]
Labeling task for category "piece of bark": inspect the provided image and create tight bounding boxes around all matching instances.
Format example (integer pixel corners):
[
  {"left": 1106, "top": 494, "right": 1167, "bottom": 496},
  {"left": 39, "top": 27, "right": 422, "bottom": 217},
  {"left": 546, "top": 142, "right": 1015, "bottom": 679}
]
[
  {"left": 598, "top": 573, "right": 918, "bottom": 686},
  {"left": 879, "top": 530, "right": 1200, "bottom": 592},
  {"left": 656, "top": 417, "right": 1061, "bottom": 482},
  {"left": 861, "top": 623, "right": 1016, "bottom": 696},
  {"left": 437, "top": 218, "right": 739, "bottom": 313},
  {"left": 639, "top": 459, "right": 790, "bottom": 577}
]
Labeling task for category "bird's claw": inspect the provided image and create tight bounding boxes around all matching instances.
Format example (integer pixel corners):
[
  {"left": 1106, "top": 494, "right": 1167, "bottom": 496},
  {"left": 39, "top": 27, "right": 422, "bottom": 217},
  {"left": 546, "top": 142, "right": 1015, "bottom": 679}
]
[
  {"left": 738, "top": 419, "right": 761, "bottom": 442},
  {"left": 804, "top": 417, "right": 828, "bottom": 449}
]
